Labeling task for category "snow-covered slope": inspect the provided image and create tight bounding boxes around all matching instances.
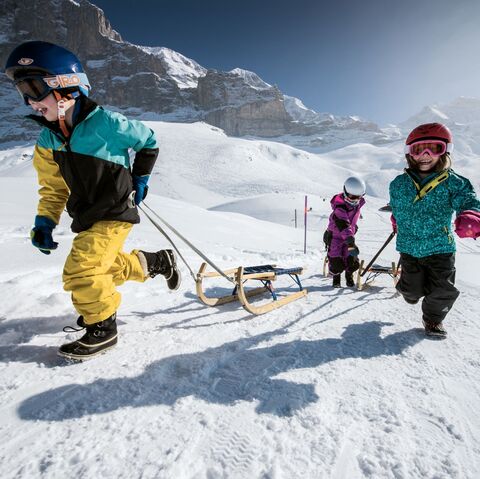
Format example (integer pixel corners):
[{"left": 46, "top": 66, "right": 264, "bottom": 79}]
[
  {"left": 1, "top": 169, "right": 480, "bottom": 478},
  {"left": 144, "top": 122, "right": 356, "bottom": 207},
  {"left": 2, "top": 119, "right": 479, "bottom": 210},
  {"left": 1, "top": 119, "right": 480, "bottom": 478}
]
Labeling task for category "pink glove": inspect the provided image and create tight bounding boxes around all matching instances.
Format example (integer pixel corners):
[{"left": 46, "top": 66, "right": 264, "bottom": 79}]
[
  {"left": 455, "top": 210, "right": 480, "bottom": 239},
  {"left": 390, "top": 214, "right": 397, "bottom": 234}
]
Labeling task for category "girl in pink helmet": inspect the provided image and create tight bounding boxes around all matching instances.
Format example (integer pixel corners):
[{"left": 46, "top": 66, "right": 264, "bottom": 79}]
[{"left": 390, "top": 123, "right": 480, "bottom": 338}]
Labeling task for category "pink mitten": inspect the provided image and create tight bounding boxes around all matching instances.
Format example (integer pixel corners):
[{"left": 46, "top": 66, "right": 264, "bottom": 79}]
[
  {"left": 455, "top": 210, "right": 480, "bottom": 239},
  {"left": 390, "top": 214, "right": 397, "bottom": 234}
]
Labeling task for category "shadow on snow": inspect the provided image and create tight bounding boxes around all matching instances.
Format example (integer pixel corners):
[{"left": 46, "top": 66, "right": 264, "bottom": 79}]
[{"left": 17, "top": 320, "right": 424, "bottom": 421}]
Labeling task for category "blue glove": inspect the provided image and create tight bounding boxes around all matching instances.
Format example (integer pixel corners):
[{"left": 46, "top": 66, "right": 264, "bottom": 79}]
[
  {"left": 346, "top": 236, "right": 359, "bottom": 256},
  {"left": 132, "top": 175, "right": 150, "bottom": 205},
  {"left": 30, "top": 215, "right": 58, "bottom": 255},
  {"left": 348, "top": 245, "right": 359, "bottom": 257}
]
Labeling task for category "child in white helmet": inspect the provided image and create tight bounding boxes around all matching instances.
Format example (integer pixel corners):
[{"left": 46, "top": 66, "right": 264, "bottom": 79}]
[{"left": 324, "top": 176, "right": 366, "bottom": 288}]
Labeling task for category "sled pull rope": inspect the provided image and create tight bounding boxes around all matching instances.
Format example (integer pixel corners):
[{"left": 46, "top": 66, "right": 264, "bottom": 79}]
[
  {"left": 360, "top": 231, "right": 396, "bottom": 277},
  {"left": 139, "top": 203, "right": 235, "bottom": 284},
  {"left": 138, "top": 204, "right": 197, "bottom": 281}
]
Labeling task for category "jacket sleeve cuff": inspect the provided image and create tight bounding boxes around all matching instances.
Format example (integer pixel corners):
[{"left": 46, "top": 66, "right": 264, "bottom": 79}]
[
  {"left": 34, "top": 215, "right": 57, "bottom": 229},
  {"left": 132, "top": 148, "right": 159, "bottom": 176}
]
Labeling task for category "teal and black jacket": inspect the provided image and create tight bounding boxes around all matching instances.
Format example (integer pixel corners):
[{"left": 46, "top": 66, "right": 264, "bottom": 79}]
[
  {"left": 28, "top": 96, "right": 159, "bottom": 233},
  {"left": 389, "top": 168, "right": 480, "bottom": 258}
]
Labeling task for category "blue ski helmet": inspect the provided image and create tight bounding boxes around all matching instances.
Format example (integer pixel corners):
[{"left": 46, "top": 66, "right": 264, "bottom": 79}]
[{"left": 5, "top": 41, "right": 91, "bottom": 103}]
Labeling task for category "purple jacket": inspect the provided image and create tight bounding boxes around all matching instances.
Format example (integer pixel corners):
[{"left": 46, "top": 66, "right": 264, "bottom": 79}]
[{"left": 327, "top": 193, "right": 365, "bottom": 241}]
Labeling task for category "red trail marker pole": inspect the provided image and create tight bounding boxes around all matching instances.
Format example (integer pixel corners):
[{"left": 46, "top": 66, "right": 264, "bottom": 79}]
[{"left": 304, "top": 195, "right": 308, "bottom": 254}]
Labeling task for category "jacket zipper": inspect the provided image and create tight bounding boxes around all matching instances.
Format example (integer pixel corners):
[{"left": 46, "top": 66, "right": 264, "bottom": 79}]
[
  {"left": 443, "top": 226, "right": 453, "bottom": 244},
  {"left": 51, "top": 128, "right": 89, "bottom": 207}
]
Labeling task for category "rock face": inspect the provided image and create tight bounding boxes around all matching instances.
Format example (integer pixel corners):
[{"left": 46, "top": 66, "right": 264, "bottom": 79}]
[
  {"left": 0, "top": 0, "right": 386, "bottom": 148},
  {"left": 0, "top": 0, "right": 199, "bottom": 143},
  {"left": 198, "top": 70, "right": 292, "bottom": 137}
]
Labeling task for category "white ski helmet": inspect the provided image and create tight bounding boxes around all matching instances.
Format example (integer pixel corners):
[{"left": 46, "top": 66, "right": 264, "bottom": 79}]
[{"left": 343, "top": 176, "right": 366, "bottom": 197}]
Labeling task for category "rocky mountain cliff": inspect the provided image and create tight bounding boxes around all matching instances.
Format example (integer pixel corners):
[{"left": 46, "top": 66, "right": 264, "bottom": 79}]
[
  {"left": 400, "top": 97, "right": 480, "bottom": 165},
  {"left": 0, "top": 0, "right": 389, "bottom": 149}
]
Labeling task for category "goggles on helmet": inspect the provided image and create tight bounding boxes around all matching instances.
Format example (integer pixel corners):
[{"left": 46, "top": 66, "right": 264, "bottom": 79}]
[
  {"left": 345, "top": 192, "right": 361, "bottom": 200},
  {"left": 14, "top": 76, "right": 52, "bottom": 104},
  {"left": 344, "top": 192, "right": 362, "bottom": 205},
  {"left": 405, "top": 140, "right": 453, "bottom": 159},
  {"left": 13, "top": 72, "right": 89, "bottom": 104}
]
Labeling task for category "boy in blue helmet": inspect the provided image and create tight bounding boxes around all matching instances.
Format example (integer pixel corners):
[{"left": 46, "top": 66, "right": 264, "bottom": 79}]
[{"left": 5, "top": 41, "right": 181, "bottom": 360}]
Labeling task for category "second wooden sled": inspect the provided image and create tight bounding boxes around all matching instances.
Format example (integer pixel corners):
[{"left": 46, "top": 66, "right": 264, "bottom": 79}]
[
  {"left": 356, "top": 260, "right": 400, "bottom": 291},
  {"left": 322, "top": 256, "right": 329, "bottom": 277},
  {"left": 196, "top": 262, "right": 307, "bottom": 315}
]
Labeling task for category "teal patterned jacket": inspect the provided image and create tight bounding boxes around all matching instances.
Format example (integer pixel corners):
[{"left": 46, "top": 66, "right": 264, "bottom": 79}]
[{"left": 389, "top": 169, "right": 480, "bottom": 258}]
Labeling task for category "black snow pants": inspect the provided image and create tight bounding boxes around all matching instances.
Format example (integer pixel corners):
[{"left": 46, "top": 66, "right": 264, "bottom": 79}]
[{"left": 396, "top": 252, "right": 460, "bottom": 324}]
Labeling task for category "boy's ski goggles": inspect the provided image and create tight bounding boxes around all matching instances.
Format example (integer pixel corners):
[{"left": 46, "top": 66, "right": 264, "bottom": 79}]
[
  {"left": 13, "top": 73, "right": 88, "bottom": 104},
  {"left": 14, "top": 76, "right": 52, "bottom": 104},
  {"left": 404, "top": 140, "right": 453, "bottom": 159}
]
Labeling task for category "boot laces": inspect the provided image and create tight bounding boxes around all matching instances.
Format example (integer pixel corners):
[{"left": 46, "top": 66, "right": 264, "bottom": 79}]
[{"left": 62, "top": 316, "right": 86, "bottom": 333}]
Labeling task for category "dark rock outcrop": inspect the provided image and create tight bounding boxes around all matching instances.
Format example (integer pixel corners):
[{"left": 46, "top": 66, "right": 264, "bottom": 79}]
[{"left": 0, "top": 0, "right": 384, "bottom": 148}]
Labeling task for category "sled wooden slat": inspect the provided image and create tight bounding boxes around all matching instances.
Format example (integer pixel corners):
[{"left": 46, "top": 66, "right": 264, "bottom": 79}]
[
  {"left": 196, "top": 262, "right": 307, "bottom": 315},
  {"left": 199, "top": 267, "right": 239, "bottom": 278},
  {"left": 241, "top": 271, "right": 277, "bottom": 280}
]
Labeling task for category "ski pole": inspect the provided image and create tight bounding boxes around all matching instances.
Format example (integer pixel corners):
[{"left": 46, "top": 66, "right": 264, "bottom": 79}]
[{"left": 360, "top": 231, "right": 396, "bottom": 277}]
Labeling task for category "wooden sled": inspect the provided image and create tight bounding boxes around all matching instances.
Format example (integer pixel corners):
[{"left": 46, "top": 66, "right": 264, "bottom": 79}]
[
  {"left": 356, "top": 260, "right": 400, "bottom": 291},
  {"left": 196, "top": 262, "right": 307, "bottom": 315}
]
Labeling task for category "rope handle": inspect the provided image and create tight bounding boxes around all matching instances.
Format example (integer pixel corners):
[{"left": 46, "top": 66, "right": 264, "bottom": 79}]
[{"left": 138, "top": 203, "right": 236, "bottom": 284}]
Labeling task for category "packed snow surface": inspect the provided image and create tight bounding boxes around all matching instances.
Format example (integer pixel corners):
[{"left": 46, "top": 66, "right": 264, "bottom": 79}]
[{"left": 0, "top": 121, "right": 480, "bottom": 478}]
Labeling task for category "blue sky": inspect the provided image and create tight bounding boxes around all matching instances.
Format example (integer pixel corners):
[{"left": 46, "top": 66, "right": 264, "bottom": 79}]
[{"left": 93, "top": 0, "right": 480, "bottom": 125}]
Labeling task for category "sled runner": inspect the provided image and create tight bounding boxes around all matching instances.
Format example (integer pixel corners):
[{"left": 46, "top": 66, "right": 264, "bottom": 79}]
[
  {"left": 196, "top": 263, "right": 307, "bottom": 315},
  {"left": 356, "top": 260, "right": 400, "bottom": 290},
  {"left": 322, "top": 256, "right": 329, "bottom": 277},
  {"left": 356, "top": 232, "right": 399, "bottom": 290}
]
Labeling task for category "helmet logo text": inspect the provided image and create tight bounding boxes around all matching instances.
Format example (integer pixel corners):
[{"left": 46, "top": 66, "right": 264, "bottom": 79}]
[
  {"left": 44, "top": 74, "right": 81, "bottom": 89},
  {"left": 18, "top": 58, "right": 34, "bottom": 65}
]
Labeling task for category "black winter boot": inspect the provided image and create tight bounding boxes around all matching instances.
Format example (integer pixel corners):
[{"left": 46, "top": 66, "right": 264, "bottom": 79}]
[
  {"left": 58, "top": 313, "right": 118, "bottom": 360},
  {"left": 422, "top": 318, "right": 447, "bottom": 338},
  {"left": 138, "top": 249, "right": 181, "bottom": 290},
  {"left": 345, "top": 271, "right": 355, "bottom": 287},
  {"left": 332, "top": 274, "right": 341, "bottom": 288}
]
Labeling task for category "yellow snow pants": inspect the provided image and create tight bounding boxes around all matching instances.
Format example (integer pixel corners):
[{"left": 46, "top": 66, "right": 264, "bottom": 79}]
[{"left": 63, "top": 221, "right": 146, "bottom": 324}]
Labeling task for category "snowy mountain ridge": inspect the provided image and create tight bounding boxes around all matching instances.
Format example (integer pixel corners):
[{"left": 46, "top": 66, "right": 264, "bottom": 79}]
[
  {"left": 400, "top": 96, "right": 480, "bottom": 159},
  {"left": 0, "top": 0, "right": 389, "bottom": 148},
  {"left": 139, "top": 46, "right": 207, "bottom": 89},
  {"left": 229, "top": 68, "right": 272, "bottom": 90},
  {"left": 4, "top": 0, "right": 480, "bottom": 155}
]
